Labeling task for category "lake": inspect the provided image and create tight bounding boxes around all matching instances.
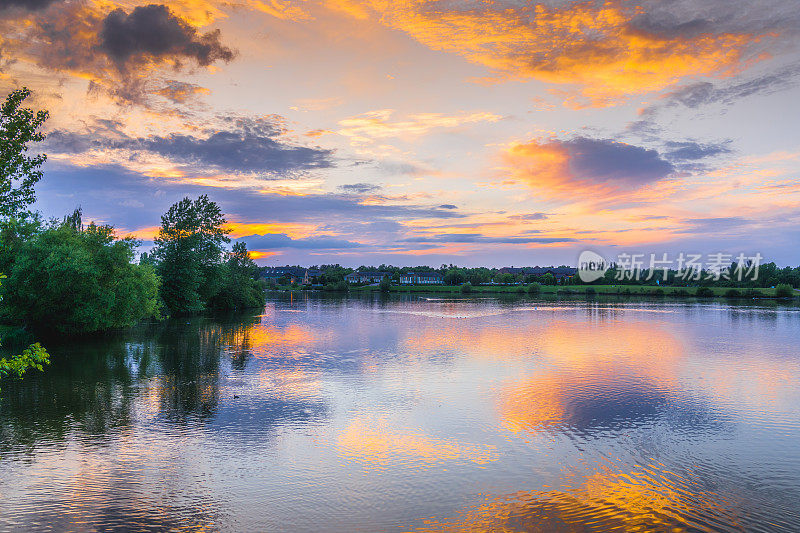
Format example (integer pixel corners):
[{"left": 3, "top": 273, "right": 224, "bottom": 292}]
[{"left": 1, "top": 294, "right": 799, "bottom": 532}]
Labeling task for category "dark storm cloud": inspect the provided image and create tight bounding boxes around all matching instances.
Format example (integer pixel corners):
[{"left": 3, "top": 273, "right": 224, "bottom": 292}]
[
  {"left": 238, "top": 233, "right": 365, "bottom": 250},
  {"left": 339, "top": 183, "right": 381, "bottom": 194},
  {"left": 99, "top": 4, "right": 235, "bottom": 68},
  {"left": 438, "top": 204, "right": 457, "bottom": 209},
  {"left": 563, "top": 137, "right": 675, "bottom": 188}
]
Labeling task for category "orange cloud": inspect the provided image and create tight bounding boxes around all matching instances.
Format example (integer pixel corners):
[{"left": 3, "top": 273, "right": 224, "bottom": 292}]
[
  {"left": 501, "top": 136, "right": 675, "bottom": 202},
  {"left": 338, "top": 109, "right": 502, "bottom": 151},
  {"left": 342, "top": 0, "right": 763, "bottom": 104}
]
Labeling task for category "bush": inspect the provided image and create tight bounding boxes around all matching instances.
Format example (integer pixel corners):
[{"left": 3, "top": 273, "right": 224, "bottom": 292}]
[
  {"left": 585, "top": 287, "right": 596, "bottom": 296},
  {"left": 207, "top": 242, "right": 267, "bottom": 311},
  {"left": 322, "top": 280, "right": 350, "bottom": 292},
  {"left": 651, "top": 288, "right": 664, "bottom": 297},
  {"left": 5, "top": 222, "right": 160, "bottom": 335},
  {"left": 724, "top": 288, "right": 741, "bottom": 298},
  {"left": 527, "top": 282, "right": 541, "bottom": 295},
  {"left": 674, "top": 289, "right": 689, "bottom": 297},
  {"left": 696, "top": 287, "right": 714, "bottom": 298},
  {"left": 776, "top": 283, "right": 794, "bottom": 298},
  {"left": 515, "top": 285, "right": 526, "bottom": 294},
  {"left": 460, "top": 282, "right": 473, "bottom": 293},
  {"left": 744, "top": 288, "right": 764, "bottom": 298},
  {"left": 379, "top": 276, "right": 392, "bottom": 293}
]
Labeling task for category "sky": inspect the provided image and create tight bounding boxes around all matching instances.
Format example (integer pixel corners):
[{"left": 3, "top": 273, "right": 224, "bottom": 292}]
[{"left": 2, "top": 0, "right": 800, "bottom": 267}]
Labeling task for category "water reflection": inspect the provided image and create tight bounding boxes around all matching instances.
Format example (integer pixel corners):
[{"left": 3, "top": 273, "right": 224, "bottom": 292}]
[
  {"left": 414, "top": 460, "right": 741, "bottom": 532},
  {"left": 1, "top": 297, "right": 799, "bottom": 532}
]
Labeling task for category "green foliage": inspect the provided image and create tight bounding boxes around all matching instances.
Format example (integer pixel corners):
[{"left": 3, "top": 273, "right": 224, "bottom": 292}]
[
  {"left": 515, "top": 284, "right": 526, "bottom": 293},
  {"left": 443, "top": 268, "right": 466, "bottom": 285},
  {"left": 527, "top": 282, "right": 541, "bottom": 295},
  {"left": 539, "top": 272, "right": 556, "bottom": 286},
  {"left": 0, "top": 341, "right": 50, "bottom": 393},
  {"left": 495, "top": 273, "right": 515, "bottom": 284},
  {"left": 776, "top": 283, "right": 794, "bottom": 298},
  {"left": 208, "top": 242, "right": 266, "bottom": 310},
  {"left": 323, "top": 281, "right": 349, "bottom": 292},
  {"left": 724, "top": 288, "right": 741, "bottom": 298},
  {"left": 696, "top": 287, "right": 714, "bottom": 298},
  {"left": 152, "top": 195, "right": 231, "bottom": 314},
  {"left": 379, "top": 276, "right": 391, "bottom": 292},
  {"left": 460, "top": 281, "right": 473, "bottom": 293},
  {"left": 0, "top": 87, "right": 49, "bottom": 220},
  {"left": 585, "top": 286, "right": 596, "bottom": 296},
  {"left": 4, "top": 213, "right": 160, "bottom": 334}
]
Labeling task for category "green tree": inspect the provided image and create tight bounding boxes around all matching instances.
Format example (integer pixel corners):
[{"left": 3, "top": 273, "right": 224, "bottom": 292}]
[
  {"left": 0, "top": 87, "right": 50, "bottom": 389},
  {"left": 152, "top": 195, "right": 231, "bottom": 314},
  {"left": 443, "top": 268, "right": 466, "bottom": 285},
  {"left": 775, "top": 283, "right": 794, "bottom": 298},
  {"left": 1, "top": 87, "right": 49, "bottom": 220},
  {"left": 4, "top": 213, "right": 160, "bottom": 335},
  {"left": 208, "top": 242, "right": 267, "bottom": 310}
]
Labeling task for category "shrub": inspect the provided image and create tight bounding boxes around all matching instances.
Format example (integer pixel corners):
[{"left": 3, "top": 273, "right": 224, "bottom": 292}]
[
  {"left": 527, "top": 282, "right": 541, "bottom": 295},
  {"left": 724, "top": 288, "right": 741, "bottom": 298},
  {"left": 696, "top": 287, "right": 714, "bottom": 298},
  {"left": 585, "top": 287, "right": 596, "bottom": 296},
  {"left": 5, "top": 222, "right": 160, "bottom": 334},
  {"left": 379, "top": 277, "right": 392, "bottom": 293},
  {"left": 516, "top": 285, "right": 526, "bottom": 294},
  {"left": 651, "top": 288, "right": 664, "bottom": 297},
  {"left": 776, "top": 283, "right": 794, "bottom": 298},
  {"left": 460, "top": 282, "right": 473, "bottom": 293}
]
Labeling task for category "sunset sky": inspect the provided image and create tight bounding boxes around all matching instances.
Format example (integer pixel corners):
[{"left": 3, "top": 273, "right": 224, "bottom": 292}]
[{"left": 3, "top": 0, "right": 799, "bottom": 266}]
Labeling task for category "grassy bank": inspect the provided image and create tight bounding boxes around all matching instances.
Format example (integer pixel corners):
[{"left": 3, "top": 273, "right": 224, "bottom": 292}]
[{"left": 272, "top": 284, "right": 791, "bottom": 299}]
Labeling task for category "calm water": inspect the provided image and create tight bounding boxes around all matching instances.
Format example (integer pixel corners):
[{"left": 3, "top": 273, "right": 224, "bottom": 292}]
[{"left": 1, "top": 294, "right": 799, "bottom": 532}]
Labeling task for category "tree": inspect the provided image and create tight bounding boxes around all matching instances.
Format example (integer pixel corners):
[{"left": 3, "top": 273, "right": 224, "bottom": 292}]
[
  {"left": 0, "top": 87, "right": 50, "bottom": 389},
  {"left": 379, "top": 276, "right": 391, "bottom": 292},
  {"left": 776, "top": 283, "right": 794, "bottom": 298},
  {"left": 208, "top": 242, "right": 267, "bottom": 310},
  {"left": 443, "top": 268, "right": 466, "bottom": 285},
  {"left": 0, "top": 87, "right": 49, "bottom": 220},
  {"left": 152, "top": 195, "right": 230, "bottom": 314},
  {"left": 4, "top": 212, "right": 160, "bottom": 334}
]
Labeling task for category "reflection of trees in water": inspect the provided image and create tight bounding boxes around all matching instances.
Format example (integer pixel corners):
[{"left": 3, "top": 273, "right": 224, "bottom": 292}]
[
  {"left": 0, "top": 312, "right": 264, "bottom": 450},
  {"left": 0, "top": 334, "right": 154, "bottom": 452}
]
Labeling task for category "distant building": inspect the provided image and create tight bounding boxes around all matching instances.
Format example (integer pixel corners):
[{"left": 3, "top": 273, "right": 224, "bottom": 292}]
[
  {"left": 304, "top": 269, "right": 322, "bottom": 284},
  {"left": 399, "top": 271, "right": 444, "bottom": 285},
  {"left": 345, "top": 271, "right": 391, "bottom": 284},
  {"left": 261, "top": 266, "right": 321, "bottom": 284}
]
